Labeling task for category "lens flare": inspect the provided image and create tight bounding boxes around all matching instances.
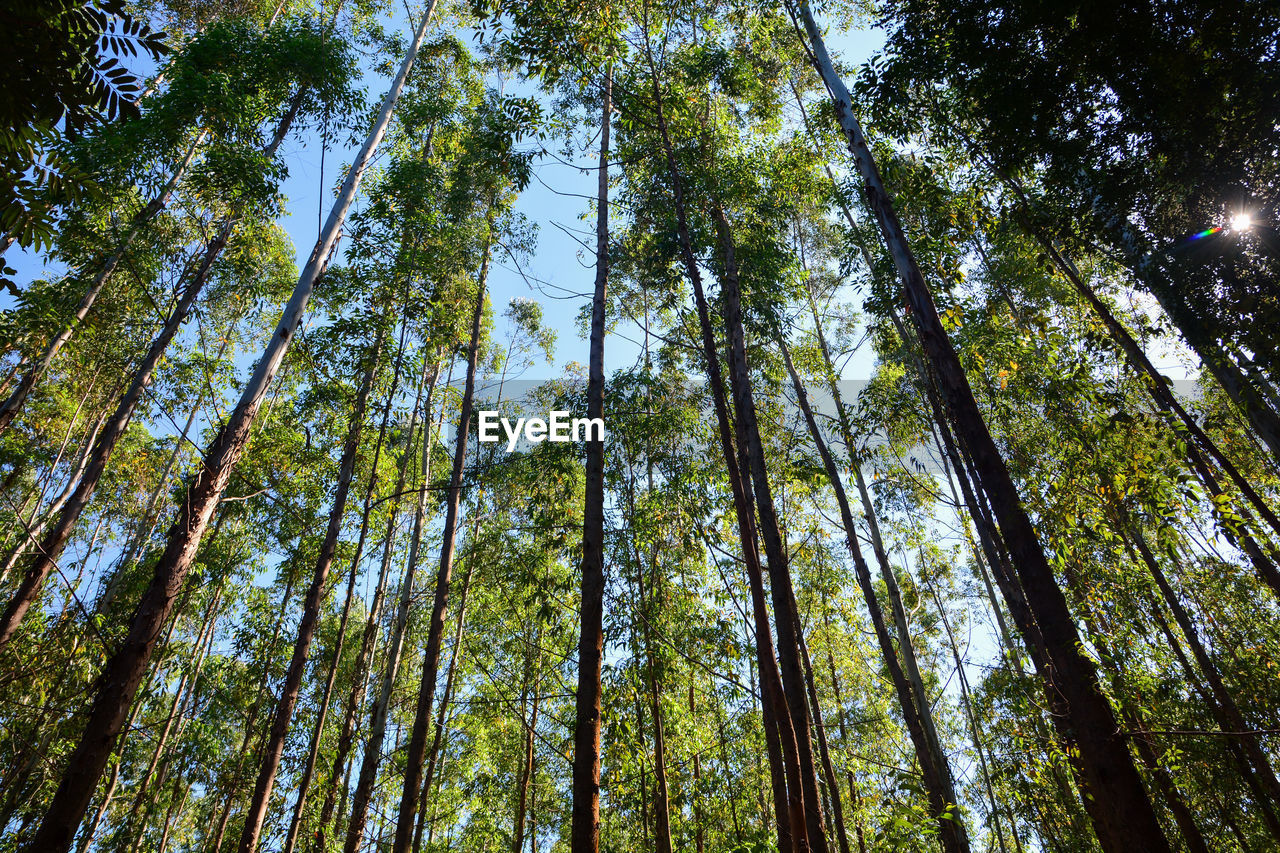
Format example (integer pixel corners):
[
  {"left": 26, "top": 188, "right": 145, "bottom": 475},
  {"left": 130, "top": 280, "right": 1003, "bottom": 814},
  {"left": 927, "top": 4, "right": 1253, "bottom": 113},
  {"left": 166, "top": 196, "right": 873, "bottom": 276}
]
[{"left": 1189, "top": 226, "right": 1221, "bottom": 240}]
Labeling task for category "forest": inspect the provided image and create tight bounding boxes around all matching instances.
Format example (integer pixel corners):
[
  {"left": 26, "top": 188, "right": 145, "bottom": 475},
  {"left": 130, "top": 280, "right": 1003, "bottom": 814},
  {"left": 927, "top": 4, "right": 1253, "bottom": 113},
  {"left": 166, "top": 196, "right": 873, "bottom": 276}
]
[{"left": 0, "top": 0, "right": 1278, "bottom": 851}]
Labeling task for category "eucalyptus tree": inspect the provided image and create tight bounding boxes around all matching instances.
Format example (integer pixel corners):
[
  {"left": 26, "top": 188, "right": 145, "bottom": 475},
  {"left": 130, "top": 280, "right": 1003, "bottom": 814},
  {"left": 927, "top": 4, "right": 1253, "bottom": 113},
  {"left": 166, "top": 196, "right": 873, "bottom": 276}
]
[
  {"left": 789, "top": 4, "right": 1174, "bottom": 849},
  {"left": 0, "top": 14, "right": 361, "bottom": 650},
  {"left": 24, "top": 0, "right": 449, "bottom": 844},
  {"left": 5, "top": 0, "right": 1280, "bottom": 850},
  {"left": 873, "top": 0, "right": 1280, "bottom": 464}
]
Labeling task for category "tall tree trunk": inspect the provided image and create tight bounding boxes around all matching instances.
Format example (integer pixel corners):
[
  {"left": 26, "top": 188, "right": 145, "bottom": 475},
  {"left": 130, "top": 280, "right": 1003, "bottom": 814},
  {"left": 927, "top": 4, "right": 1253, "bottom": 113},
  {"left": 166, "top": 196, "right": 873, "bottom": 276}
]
[
  {"left": 412, "top": 545, "right": 476, "bottom": 852},
  {"left": 23, "top": 6, "right": 439, "bottom": 845},
  {"left": 0, "top": 92, "right": 311, "bottom": 648},
  {"left": 1125, "top": 525, "right": 1280, "bottom": 827},
  {"left": 411, "top": 338, "right": 520, "bottom": 853},
  {"left": 820, "top": 614, "right": 869, "bottom": 853},
  {"left": 689, "top": 682, "right": 705, "bottom": 853},
  {"left": 341, "top": 356, "right": 444, "bottom": 853},
  {"left": 780, "top": 339, "right": 970, "bottom": 853},
  {"left": 630, "top": 483, "right": 673, "bottom": 853},
  {"left": 637, "top": 25, "right": 808, "bottom": 849},
  {"left": 511, "top": 623, "right": 543, "bottom": 853},
  {"left": 791, "top": 8, "right": 1170, "bottom": 850},
  {"left": 282, "top": 316, "right": 411, "bottom": 853},
  {"left": 570, "top": 69, "right": 611, "bottom": 853},
  {"left": 922, "top": 565, "right": 1011, "bottom": 853},
  {"left": 0, "top": 134, "right": 205, "bottom": 436},
  {"left": 711, "top": 209, "right": 829, "bottom": 853},
  {"left": 236, "top": 322, "right": 387, "bottom": 853},
  {"left": 206, "top": 567, "right": 299, "bottom": 853},
  {"left": 315, "top": 354, "right": 438, "bottom": 853},
  {"left": 391, "top": 231, "right": 490, "bottom": 852},
  {"left": 797, "top": 628, "right": 852, "bottom": 853}
]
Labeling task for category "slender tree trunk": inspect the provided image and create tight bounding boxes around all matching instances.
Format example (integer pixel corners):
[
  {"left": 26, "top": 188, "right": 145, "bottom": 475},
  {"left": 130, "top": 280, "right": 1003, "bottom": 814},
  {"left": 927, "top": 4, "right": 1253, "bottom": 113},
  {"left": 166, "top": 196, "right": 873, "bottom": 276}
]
[
  {"left": 820, "top": 616, "right": 868, "bottom": 853},
  {"left": 23, "top": 7, "right": 439, "bottom": 845},
  {"left": 411, "top": 343, "right": 520, "bottom": 853},
  {"left": 797, "top": 628, "right": 852, "bottom": 853},
  {"left": 854, "top": 465, "right": 957, "bottom": 812},
  {"left": 792, "top": 8, "right": 1170, "bottom": 850},
  {"left": 391, "top": 231, "right": 490, "bottom": 852},
  {"left": 922, "top": 567, "right": 1010, "bottom": 853},
  {"left": 712, "top": 209, "right": 829, "bottom": 852},
  {"left": 570, "top": 69, "right": 611, "bottom": 853},
  {"left": 690, "top": 683, "right": 705, "bottom": 853},
  {"left": 315, "top": 354, "right": 438, "bottom": 853},
  {"left": 207, "top": 568, "right": 299, "bottom": 853},
  {"left": 282, "top": 316, "right": 411, "bottom": 853},
  {"left": 0, "top": 89, "right": 312, "bottom": 647},
  {"left": 236, "top": 323, "right": 387, "bottom": 853},
  {"left": 0, "top": 135, "right": 205, "bottom": 436},
  {"left": 412, "top": 553, "right": 476, "bottom": 853},
  {"left": 638, "top": 28, "right": 808, "bottom": 848},
  {"left": 511, "top": 623, "right": 543, "bottom": 853},
  {"left": 780, "top": 339, "right": 969, "bottom": 853},
  {"left": 1126, "top": 525, "right": 1280, "bottom": 823},
  {"left": 341, "top": 358, "right": 443, "bottom": 853},
  {"left": 631, "top": 502, "right": 673, "bottom": 853}
]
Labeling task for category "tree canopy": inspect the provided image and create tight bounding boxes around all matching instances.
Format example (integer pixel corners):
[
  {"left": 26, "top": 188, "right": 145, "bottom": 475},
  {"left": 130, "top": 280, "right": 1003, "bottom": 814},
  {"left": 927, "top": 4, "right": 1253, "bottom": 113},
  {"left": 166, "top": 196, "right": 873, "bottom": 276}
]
[{"left": 0, "top": 0, "right": 1277, "bottom": 852}]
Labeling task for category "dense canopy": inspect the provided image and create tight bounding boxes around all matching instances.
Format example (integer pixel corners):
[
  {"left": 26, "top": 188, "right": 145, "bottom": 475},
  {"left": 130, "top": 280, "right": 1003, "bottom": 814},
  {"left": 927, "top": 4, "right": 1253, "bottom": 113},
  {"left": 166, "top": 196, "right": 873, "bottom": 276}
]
[{"left": 0, "top": 0, "right": 1277, "bottom": 852}]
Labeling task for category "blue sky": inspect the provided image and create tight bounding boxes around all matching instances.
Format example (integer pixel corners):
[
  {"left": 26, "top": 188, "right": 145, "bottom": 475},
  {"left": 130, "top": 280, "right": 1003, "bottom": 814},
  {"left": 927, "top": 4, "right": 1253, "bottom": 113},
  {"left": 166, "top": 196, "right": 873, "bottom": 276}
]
[{"left": 248, "top": 8, "right": 889, "bottom": 380}]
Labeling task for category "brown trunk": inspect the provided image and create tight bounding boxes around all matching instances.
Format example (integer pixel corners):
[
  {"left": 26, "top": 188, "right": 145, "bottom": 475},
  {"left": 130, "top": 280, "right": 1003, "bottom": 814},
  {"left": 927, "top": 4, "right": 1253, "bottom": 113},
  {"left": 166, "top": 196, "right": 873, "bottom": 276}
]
[
  {"left": 0, "top": 91, "right": 309, "bottom": 647},
  {"left": 780, "top": 339, "right": 969, "bottom": 853},
  {"left": 570, "top": 69, "right": 611, "bottom": 853},
  {"left": 340, "top": 355, "right": 443, "bottom": 853},
  {"left": 391, "top": 237, "right": 489, "bottom": 852},
  {"left": 636, "top": 24, "right": 808, "bottom": 847},
  {"left": 511, "top": 624, "right": 543, "bottom": 853},
  {"left": 282, "top": 316, "right": 411, "bottom": 853},
  {"left": 413, "top": 553, "right": 477, "bottom": 852},
  {"left": 631, "top": 492, "right": 673, "bottom": 853},
  {"left": 793, "top": 10, "right": 1169, "bottom": 848},
  {"left": 236, "top": 322, "right": 386, "bottom": 853},
  {"left": 206, "top": 567, "right": 299, "bottom": 853},
  {"left": 797, "top": 628, "right": 852, "bottom": 853},
  {"left": 710, "top": 209, "right": 828, "bottom": 852},
  {"left": 315, "top": 353, "right": 439, "bottom": 853}
]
